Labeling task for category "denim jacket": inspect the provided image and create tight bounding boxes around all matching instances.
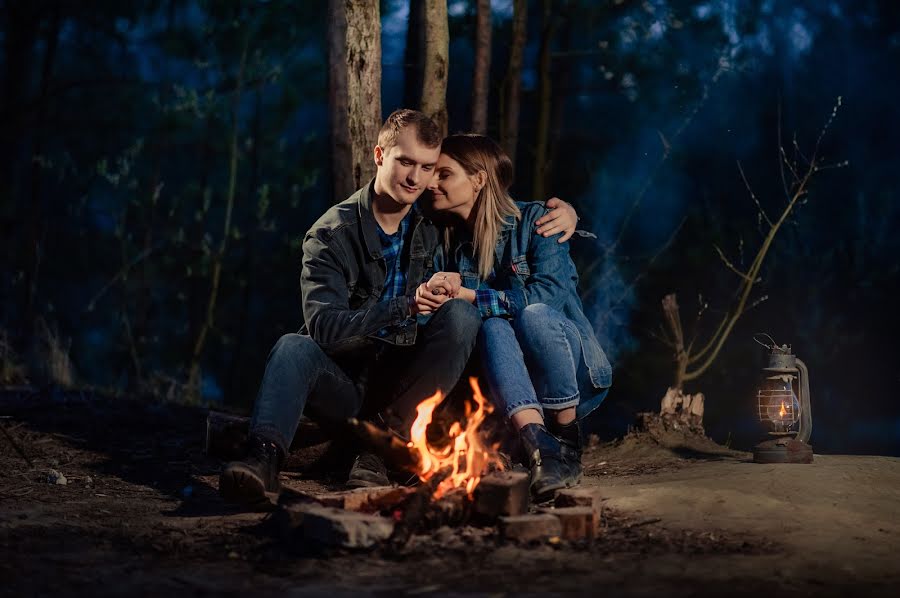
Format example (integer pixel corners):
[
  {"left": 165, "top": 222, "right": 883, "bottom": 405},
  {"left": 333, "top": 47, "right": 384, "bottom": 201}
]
[
  {"left": 437, "top": 201, "right": 612, "bottom": 418},
  {"left": 299, "top": 180, "right": 440, "bottom": 356}
]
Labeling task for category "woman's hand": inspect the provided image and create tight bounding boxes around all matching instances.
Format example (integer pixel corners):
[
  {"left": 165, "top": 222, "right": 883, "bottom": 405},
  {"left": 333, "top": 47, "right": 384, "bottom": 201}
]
[
  {"left": 536, "top": 197, "right": 579, "bottom": 243},
  {"left": 426, "top": 271, "right": 462, "bottom": 298},
  {"left": 412, "top": 282, "right": 449, "bottom": 315}
]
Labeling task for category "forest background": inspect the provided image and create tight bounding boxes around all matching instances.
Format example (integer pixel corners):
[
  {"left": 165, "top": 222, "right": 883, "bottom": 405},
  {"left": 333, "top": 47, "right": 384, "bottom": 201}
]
[{"left": 1, "top": 0, "right": 898, "bottom": 456}]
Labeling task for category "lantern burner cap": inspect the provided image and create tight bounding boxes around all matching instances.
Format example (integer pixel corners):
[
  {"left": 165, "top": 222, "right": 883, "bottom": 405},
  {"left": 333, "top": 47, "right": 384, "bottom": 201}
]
[{"left": 752, "top": 437, "right": 813, "bottom": 464}]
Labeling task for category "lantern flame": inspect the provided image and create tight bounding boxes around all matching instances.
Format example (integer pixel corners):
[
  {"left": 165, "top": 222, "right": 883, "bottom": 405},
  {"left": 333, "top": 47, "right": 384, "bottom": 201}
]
[
  {"left": 779, "top": 401, "right": 787, "bottom": 419},
  {"left": 407, "top": 377, "right": 503, "bottom": 499}
]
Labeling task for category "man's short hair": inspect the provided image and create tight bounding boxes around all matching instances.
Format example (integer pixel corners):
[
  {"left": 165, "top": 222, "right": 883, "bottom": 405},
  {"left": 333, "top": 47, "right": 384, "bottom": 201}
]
[{"left": 377, "top": 109, "right": 442, "bottom": 152}]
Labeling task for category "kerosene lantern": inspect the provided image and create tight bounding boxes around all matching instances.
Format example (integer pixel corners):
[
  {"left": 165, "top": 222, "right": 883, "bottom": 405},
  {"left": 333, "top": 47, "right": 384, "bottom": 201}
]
[{"left": 753, "top": 337, "right": 813, "bottom": 463}]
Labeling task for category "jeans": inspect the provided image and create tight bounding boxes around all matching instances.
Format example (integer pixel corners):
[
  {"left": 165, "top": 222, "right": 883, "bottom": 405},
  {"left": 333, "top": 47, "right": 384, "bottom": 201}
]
[
  {"left": 250, "top": 298, "right": 481, "bottom": 451},
  {"left": 479, "top": 303, "right": 585, "bottom": 420}
]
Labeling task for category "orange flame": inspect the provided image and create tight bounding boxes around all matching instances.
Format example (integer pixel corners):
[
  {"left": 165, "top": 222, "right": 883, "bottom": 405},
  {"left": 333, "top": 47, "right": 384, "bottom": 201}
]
[
  {"left": 779, "top": 401, "right": 787, "bottom": 418},
  {"left": 407, "top": 377, "right": 503, "bottom": 499}
]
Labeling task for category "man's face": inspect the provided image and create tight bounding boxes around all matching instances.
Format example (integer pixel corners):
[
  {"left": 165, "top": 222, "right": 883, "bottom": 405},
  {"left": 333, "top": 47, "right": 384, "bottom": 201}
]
[{"left": 373, "top": 127, "right": 441, "bottom": 207}]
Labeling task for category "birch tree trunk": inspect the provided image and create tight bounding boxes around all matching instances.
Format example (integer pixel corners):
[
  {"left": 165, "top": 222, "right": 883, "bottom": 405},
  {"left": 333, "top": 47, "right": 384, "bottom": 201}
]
[
  {"left": 501, "top": 0, "right": 527, "bottom": 166},
  {"left": 328, "top": 0, "right": 381, "bottom": 202},
  {"left": 471, "top": 0, "right": 492, "bottom": 134},
  {"left": 421, "top": 0, "right": 449, "bottom": 136}
]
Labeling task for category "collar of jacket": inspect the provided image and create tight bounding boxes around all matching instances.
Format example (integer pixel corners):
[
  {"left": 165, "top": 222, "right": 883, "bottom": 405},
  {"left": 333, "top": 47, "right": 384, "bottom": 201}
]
[
  {"left": 451, "top": 211, "right": 518, "bottom": 264},
  {"left": 357, "top": 178, "right": 425, "bottom": 261}
]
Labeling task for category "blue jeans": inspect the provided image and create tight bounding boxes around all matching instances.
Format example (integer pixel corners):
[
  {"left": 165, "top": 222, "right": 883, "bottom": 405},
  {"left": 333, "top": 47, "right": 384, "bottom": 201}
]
[
  {"left": 479, "top": 303, "right": 585, "bottom": 420},
  {"left": 250, "top": 299, "right": 481, "bottom": 451}
]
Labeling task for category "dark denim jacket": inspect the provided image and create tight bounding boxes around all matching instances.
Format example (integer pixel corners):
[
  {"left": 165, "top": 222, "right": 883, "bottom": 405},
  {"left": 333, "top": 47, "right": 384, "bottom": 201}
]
[
  {"left": 437, "top": 201, "right": 612, "bottom": 418},
  {"left": 299, "top": 180, "right": 440, "bottom": 356}
]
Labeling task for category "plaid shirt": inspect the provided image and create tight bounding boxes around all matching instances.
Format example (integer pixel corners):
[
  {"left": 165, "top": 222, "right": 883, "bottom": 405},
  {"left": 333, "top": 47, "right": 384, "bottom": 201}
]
[
  {"left": 474, "top": 287, "right": 510, "bottom": 317},
  {"left": 375, "top": 209, "right": 414, "bottom": 336}
]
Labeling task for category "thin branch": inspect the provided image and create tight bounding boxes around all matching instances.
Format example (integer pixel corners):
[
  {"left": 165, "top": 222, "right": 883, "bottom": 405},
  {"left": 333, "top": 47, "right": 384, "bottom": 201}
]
[
  {"left": 647, "top": 324, "right": 676, "bottom": 349},
  {"left": 684, "top": 110, "right": 830, "bottom": 382},
  {"left": 85, "top": 241, "right": 165, "bottom": 312},
  {"left": 713, "top": 244, "right": 754, "bottom": 283},
  {"left": 737, "top": 160, "right": 772, "bottom": 227}
]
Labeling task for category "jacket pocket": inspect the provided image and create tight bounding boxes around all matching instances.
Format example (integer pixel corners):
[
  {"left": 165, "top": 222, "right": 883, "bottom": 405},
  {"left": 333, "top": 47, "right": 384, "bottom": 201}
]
[{"left": 511, "top": 255, "right": 530, "bottom": 278}]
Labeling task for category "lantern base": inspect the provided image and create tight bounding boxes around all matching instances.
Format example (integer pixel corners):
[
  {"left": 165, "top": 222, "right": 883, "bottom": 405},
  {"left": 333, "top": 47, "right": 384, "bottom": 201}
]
[{"left": 752, "top": 437, "right": 813, "bottom": 464}]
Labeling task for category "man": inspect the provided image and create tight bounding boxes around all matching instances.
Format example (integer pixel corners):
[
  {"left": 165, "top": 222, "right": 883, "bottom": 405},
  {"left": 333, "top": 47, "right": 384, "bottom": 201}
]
[{"left": 219, "top": 109, "right": 577, "bottom": 505}]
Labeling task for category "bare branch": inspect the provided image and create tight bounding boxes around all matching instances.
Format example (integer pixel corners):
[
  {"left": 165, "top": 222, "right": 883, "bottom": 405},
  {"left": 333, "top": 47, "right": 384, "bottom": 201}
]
[
  {"left": 713, "top": 244, "right": 754, "bottom": 283},
  {"left": 737, "top": 160, "right": 772, "bottom": 227}
]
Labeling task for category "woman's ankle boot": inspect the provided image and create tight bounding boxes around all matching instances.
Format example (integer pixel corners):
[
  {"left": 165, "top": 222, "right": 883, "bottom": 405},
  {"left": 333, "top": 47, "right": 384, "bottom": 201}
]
[
  {"left": 519, "top": 423, "right": 567, "bottom": 502},
  {"left": 548, "top": 419, "right": 583, "bottom": 486}
]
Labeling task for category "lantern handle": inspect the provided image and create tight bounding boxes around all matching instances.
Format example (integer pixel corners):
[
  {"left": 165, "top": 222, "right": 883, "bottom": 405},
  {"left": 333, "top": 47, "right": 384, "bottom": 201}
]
[
  {"left": 752, "top": 333, "right": 778, "bottom": 351},
  {"left": 795, "top": 358, "right": 812, "bottom": 444}
]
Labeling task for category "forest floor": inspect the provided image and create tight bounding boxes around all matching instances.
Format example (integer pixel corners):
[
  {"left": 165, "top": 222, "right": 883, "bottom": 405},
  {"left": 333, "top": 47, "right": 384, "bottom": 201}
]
[{"left": 1, "top": 388, "right": 899, "bottom": 597}]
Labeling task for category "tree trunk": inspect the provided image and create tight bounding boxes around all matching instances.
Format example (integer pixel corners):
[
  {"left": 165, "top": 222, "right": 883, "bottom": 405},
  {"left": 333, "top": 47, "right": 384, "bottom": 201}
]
[
  {"left": 661, "top": 293, "right": 687, "bottom": 391},
  {"left": 327, "top": 0, "right": 353, "bottom": 202},
  {"left": 532, "top": 0, "right": 557, "bottom": 200},
  {"left": 421, "top": 0, "right": 449, "bottom": 136},
  {"left": 20, "top": 5, "right": 60, "bottom": 346},
  {"left": 501, "top": 0, "right": 527, "bottom": 166},
  {"left": 470, "top": 0, "right": 491, "bottom": 135},
  {"left": 329, "top": 0, "right": 381, "bottom": 200},
  {"left": 404, "top": 0, "right": 426, "bottom": 109},
  {"left": 187, "top": 40, "right": 248, "bottom": 401},
  {"left": 347, "top": 0, "right": 381, "bottom": 192}
]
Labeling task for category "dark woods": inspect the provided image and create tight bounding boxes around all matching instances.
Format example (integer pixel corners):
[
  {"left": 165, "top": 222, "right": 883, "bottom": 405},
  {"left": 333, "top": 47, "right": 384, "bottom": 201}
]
[{"left": 1, "top": 1, "right": 898, "bottom": 455}]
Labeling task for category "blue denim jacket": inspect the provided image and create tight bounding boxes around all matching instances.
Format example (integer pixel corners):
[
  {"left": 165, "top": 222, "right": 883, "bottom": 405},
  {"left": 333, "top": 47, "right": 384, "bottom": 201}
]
[{"left": 436, "top": 201, "right": 612, "bottom": 418}]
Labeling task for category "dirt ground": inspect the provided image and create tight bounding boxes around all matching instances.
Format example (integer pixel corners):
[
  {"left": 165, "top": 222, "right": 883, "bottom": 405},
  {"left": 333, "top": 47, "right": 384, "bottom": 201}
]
[{"left": 2, "top": 388, "right": 899, "bottom": 597}]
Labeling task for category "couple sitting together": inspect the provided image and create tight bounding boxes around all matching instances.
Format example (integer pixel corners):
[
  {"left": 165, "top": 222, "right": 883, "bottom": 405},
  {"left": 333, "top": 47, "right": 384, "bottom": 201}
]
[{"left": 219, "top": 109, "right": 611, "bottom": 505}]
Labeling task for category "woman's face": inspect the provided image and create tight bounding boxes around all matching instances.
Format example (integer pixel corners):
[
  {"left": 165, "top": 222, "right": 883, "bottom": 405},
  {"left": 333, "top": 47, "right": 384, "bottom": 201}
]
[{"left": 427, "top": 153, "right": 482, "bottom": 220}]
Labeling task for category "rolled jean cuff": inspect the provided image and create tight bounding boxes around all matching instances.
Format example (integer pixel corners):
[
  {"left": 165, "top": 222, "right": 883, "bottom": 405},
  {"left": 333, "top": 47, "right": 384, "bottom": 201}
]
[
  {"left": 248, "top": 423, "right": 290, "bottom": 454},
  {"left": 506, "top": 401, "right": 544, "bottom": 421},
  {"left": 540, "top": 392, "right": 580, "bottom": 411}
]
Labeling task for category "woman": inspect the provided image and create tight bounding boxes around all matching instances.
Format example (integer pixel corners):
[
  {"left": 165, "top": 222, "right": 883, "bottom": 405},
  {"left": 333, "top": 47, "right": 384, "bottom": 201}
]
[{"left": 416, "top": 134, "right": 612, "bottom": 501}]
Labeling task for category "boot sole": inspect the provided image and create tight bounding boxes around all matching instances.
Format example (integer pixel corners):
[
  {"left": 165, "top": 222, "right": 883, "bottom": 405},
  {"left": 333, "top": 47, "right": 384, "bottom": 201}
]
[
  {"left": 219, "top": 464, "right": 280, "bottom": 507},
  {"left": 532, "top": 480, "right": 567, "bottom": 503}
]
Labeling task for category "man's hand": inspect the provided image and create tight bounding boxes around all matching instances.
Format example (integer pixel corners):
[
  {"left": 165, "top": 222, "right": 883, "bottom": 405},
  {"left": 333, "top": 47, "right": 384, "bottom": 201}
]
[
  {"left": 536, "top": 197, "right": 579, "bottom": 243},
  {"left": 411, "top": 282, "right": 450, "bottom": 315},
  {"left": 425, "top": 271, "right": 462, "bottom": 298}
]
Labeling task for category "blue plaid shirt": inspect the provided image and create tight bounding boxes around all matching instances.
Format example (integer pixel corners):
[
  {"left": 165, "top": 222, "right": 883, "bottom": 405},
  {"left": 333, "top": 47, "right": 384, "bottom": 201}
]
[
  {"left": 474, "top": 286, "right": 510, "bottom": 317},
  {"left": 375, "top": 209, "right": 414, "bottom": 336}
]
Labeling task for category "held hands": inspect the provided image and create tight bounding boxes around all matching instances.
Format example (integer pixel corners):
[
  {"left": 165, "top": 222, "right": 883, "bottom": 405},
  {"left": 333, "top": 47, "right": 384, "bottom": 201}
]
[
  {"left": 411, "top": 282, "right": 447, "bottom": 315},
  {"left": 535, "top": 197, "right": 579, "bottom": 243},
  {"left": 426, "top": 272, "right": 462, "bottom": 298},
  {"left": 411, "top": 272, "right": 467, "bottom": 315}
]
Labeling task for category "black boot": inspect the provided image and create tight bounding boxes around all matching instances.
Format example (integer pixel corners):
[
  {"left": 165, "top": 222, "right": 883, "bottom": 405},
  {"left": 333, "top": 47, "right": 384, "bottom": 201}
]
[
  {"left": 346, "top": 451, "right": 390, "bottom": 488},
  {"left": 219, "top": 433, "right": 284, "bottom": 506},
  {"left": 548, "top": 418, "right": 583, "bottom": 487},
  {"left": 519, "top": 423, "right": 568, "bottom": 502}
]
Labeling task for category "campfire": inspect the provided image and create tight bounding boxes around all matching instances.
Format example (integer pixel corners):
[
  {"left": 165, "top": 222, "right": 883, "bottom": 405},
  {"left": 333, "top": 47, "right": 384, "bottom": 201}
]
[
  {"left": 407, "top": 377, "right": 504, "bottom": 499},
  {"left": 239, "top": 378, "right": 600, "bottom": 549}
]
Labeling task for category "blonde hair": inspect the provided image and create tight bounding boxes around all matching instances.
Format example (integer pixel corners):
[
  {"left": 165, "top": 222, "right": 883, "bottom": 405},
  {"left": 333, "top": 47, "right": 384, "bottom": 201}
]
[{"left": 439, "top": 134, "right": 521, "bottom": 280}]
